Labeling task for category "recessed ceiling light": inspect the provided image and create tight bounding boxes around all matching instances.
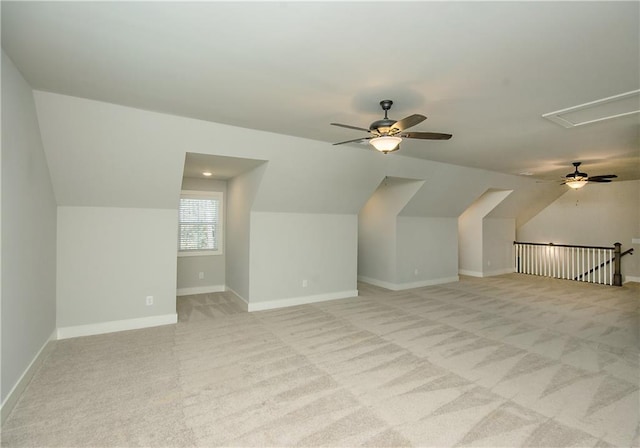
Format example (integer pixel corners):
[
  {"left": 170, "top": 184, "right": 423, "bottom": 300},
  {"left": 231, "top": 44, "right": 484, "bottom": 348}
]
[
  {"left": 202, "top": 171, "right": 213, "bottom": 177},
  {"left": 519, "top": 172, "right": 533, "bottom": 176}
]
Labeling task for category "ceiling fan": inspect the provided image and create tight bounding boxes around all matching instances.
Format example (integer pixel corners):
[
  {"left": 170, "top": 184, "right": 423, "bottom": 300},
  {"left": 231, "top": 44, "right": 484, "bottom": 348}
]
[
  {"left": 563, "top": 162, "right": 617, "bottom": 189},
  {"left": 331, "top": 100, "right": 452, "bottom": 154}
]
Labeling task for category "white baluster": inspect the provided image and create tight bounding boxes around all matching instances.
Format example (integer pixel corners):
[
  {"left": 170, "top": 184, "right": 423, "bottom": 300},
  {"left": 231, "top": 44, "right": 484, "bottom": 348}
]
[
  {"left": 598, "top": 249, "right": 602, "bottom": 284},
  {"left": 591, "top": 248, "right": 595, "bottom": 283},
  {"left": 572, "top": 247, "right": 575, "bottom": 280}
]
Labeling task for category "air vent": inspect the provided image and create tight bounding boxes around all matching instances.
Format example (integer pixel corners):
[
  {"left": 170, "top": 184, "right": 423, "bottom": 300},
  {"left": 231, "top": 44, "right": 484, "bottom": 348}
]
[{"left": 542, "top": 89, "right": 639, "bottom": 128}]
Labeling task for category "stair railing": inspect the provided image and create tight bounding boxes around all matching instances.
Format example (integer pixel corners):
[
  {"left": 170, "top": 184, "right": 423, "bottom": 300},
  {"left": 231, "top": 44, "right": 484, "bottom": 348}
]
[{"left": 513, "top": 241, "right": 633, "bottom": 286}]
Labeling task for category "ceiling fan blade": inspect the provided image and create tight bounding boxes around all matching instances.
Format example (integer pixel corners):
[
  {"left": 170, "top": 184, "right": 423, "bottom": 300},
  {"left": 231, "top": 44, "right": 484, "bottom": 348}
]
[
  {"left": 401, "top": 131, "right": 452, "bottom": 140},
  {"left": 330, "top": 123, "right": 370, "bottom": 132},
  {"left": 588, "top": 174, "right": 617, "bottom": 181},
  {"left": 390, "top": 114, "right": 426, "bottom": 132},
  {"left": 332, "top": 137, "right": 372, "bottom": 146},
  {"left": 587, "top": 178, "right": 613, "bottom": 183}
]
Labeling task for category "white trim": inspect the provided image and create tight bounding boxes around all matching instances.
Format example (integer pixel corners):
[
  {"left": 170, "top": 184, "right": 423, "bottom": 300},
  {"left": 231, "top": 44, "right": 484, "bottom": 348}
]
[
  {"left": 460, "top": 267, "right": 517, "bottom": 278},
  {"left": 458, "top": 270, "right": 484, "bottom": 278},
  {"left": 176, "top": 285, "right": 225, "bottom": 296},
  {"left": 248, "top": 290, "right": 359, "bottom": 312},
  {"left": 358, "top": 276, "right": 402, "bottom": 290},
  {"left": 181, "top": 190, "right": 222, "bottom": 198},
  {"left": 358, "top": 275, "right": 459, "bottom": 291},
  {"left": 624, "top": 276, "right": 640, "bottom": 284},
  {"left": 177, "top": 250, "right": 223, "bottom": 257},
  {"left": 226, "top": 287, "right": 250, "bottom": 312},
  {"left": 399, "top": 277, "right": 460, "bottom": 289},
  {"left": 57, "top": 314, "right": 177, "bottom": 340},
  {"left": 542, "top": 89, "right": 640, "bottom": 128},
  {"left": 1, "top": 330, "right": 56, "bottom": 424},
  {"left": 484, "top": 267, "right": 517, "bottom": 277}
]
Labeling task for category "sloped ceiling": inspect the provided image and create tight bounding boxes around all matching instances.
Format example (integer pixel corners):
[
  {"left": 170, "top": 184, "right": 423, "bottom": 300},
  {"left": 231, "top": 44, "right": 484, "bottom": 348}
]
[
  {"left": 33, "top": 90, "right": 563, "bottom": 218},
  {"left": 2, "top": 1, "right": 638, "bottom": 182}
]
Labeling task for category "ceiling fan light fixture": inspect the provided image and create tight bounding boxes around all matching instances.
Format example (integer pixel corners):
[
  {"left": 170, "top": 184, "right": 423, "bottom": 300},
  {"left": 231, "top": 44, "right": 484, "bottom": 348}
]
[
  {"left": 370, "top": 136, "right": 402, "bottom": 153},
  {"left": 566, "top": 179, "right": 587, "bottom": 189}
]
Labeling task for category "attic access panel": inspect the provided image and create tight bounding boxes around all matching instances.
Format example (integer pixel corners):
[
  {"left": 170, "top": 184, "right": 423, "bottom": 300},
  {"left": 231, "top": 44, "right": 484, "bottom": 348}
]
[{"left": 542, "top": 90, "right": 640, "bottom": 128}]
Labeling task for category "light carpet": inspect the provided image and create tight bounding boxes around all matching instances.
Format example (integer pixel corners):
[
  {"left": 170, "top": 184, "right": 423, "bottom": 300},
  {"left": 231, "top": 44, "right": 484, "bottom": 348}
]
[{"left": 2, "top": 274, "right": 638, "bottom": 447}]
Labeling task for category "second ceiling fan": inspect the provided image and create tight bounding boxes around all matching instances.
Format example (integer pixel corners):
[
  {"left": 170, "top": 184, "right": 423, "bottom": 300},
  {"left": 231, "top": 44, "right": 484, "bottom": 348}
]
[
  {"left": 563, "top": 162, "right": 617, "bottom": 189},
  {"left": 331, "top": 100, "right": 452, "bottom": 154}
]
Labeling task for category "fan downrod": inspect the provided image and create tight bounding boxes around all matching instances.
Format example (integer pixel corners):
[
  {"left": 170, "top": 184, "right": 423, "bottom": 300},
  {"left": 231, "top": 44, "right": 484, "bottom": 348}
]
[
  {"left": 369, "top": 100, "right": 396, "bottom": 131},
  {"left": 379, "top": 100, "right": 393, "bottom": 117}
]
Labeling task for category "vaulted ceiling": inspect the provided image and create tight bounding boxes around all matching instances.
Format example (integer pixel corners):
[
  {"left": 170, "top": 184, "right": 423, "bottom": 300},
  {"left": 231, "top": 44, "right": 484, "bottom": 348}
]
[{"left": 2, "top": 1, "right": 638, "bottom": 181}]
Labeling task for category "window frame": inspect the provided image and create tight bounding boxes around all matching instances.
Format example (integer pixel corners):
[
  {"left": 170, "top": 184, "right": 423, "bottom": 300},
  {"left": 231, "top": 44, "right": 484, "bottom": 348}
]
[{"left": 177, "top": 190, "right": 224, "bottom": 257}]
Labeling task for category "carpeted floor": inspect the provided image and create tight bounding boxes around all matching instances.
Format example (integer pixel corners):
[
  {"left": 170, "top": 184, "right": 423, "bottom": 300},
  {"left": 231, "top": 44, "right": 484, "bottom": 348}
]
[{"left": 2, "top": 274, "right": 638, "bottom": 447}]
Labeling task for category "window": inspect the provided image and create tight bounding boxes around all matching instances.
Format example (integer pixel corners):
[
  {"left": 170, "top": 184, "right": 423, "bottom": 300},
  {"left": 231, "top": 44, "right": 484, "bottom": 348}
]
[{"left": 178, "top": 191, "right": 223, "bottom": 256}]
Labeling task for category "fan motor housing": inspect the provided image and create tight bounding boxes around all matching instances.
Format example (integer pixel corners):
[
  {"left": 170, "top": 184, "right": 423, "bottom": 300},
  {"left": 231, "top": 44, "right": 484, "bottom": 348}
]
[{"left": 369, "top": 118, "right": 396, "bottom": 133}]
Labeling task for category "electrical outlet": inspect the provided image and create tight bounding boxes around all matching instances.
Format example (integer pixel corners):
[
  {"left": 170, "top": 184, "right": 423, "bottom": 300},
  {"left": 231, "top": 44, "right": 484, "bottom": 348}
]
[
  {"left": 198, "top": 271, "right": 204, "bottom": 280},
  {"left": 146, "top": 296, "right": 154, "bottom": 306},
  {"left": 302, "top": 279, "right": 308, "bottom": 288}
]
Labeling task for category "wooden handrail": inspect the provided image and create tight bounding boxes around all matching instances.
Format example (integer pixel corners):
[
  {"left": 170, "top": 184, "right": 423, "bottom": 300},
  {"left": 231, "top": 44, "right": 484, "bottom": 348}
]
[
  {"left": 575, "top": 247, "right": 634, "bottom": 281},
  {"left": 514, "top": 241, "right": 632, "bottom": 287},
  {"left": 513, "top": 241, "right": 613, "bottom": 251}
]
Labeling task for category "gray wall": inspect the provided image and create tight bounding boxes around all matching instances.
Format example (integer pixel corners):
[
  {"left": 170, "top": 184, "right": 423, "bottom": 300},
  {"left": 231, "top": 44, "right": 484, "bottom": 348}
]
[
  {"left": 250, "top": 212, "right": 357, "bottom": 302},
  {"left": 358, "top": 177, "right": 461, "bottom": 288},
  {"left": 458, "top": 189, "right": 513, "bottom": 276},
  {"left": 57, "top": 207, "right": 178, "bottom": 327},
  {"left": 518, "top": 180, "right": 640, "bottom": 281},
  {"left": 483, "top": 218, "right": 516, "bottom": 275},
  {"left": 458, "top": 202, "right": 484, "bottom": 275},
  {"left": 1, "top": 52, "right": 57, "bottom": 403},
  {"left": 177, "top": 178, "right": 227, "bottom": 292},
  {"left": 358, "top": 178, "right": 424, "bottom": 286},
  {"left": 396, "top": 217, "right": 459, "bottom": 284},
  {"left": 226, "top": 165, "right": 266, "bottom": 301}
]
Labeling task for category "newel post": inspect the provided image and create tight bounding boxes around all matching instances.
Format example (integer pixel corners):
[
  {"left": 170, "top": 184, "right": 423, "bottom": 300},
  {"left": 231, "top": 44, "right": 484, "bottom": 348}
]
[{"left": 613, "top": 242, "right": 622, "bottom": 286}]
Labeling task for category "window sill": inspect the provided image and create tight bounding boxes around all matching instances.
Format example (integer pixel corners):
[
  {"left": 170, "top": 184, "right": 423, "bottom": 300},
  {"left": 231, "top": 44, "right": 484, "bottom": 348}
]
[{"left": 178, "top": 251, "right": 224, "bottom": 257}]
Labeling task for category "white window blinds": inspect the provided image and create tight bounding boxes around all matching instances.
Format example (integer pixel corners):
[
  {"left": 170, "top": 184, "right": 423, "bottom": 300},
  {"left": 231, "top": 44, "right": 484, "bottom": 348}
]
[{"left": 178, "top": 194, "right": 221, "bottom": 253}]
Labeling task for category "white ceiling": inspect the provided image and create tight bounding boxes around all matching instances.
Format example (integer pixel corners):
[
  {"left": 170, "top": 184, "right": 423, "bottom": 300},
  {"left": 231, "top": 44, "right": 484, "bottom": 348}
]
[{"left": 2, "top": 1, "right": 638, "bottom": 181}]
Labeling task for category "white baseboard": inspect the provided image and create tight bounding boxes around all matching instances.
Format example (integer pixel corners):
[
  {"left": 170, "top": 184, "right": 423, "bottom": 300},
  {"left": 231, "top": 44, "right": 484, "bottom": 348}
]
[
  {"left": 624, "top": 276, "right": 640, "bottom": 284},
  {"left": 484, "top": 267, "right": 517, "bottom": 277},
  {"left": 57, "top": 313, "right": 178, "bottom": 340},
  {"left": 248, "top": 290, "right": 359, "bottom": 312},
  {"left": 399, "top": 277, "right": 460, "bottom": 289},
  {"left": 459, "top": 268, "right": 516, "bottom": 278},
  {"left": 176, "top": 285, "right": 225, "bottom": 296},
  {"left": 458, "top": 270, "right": 484, "bottom": 278},
  {"left": 357, "top": 276, "right": 398, "bottom": 290},
  {"left": 225, "top": 287, "right": 250, "bottom": 312},
  {"left": 358, "top": 275, "right": 459, "bottom": 291},
  {"left": 1, "top": 330, "right": 56, "bottom": 424}
]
